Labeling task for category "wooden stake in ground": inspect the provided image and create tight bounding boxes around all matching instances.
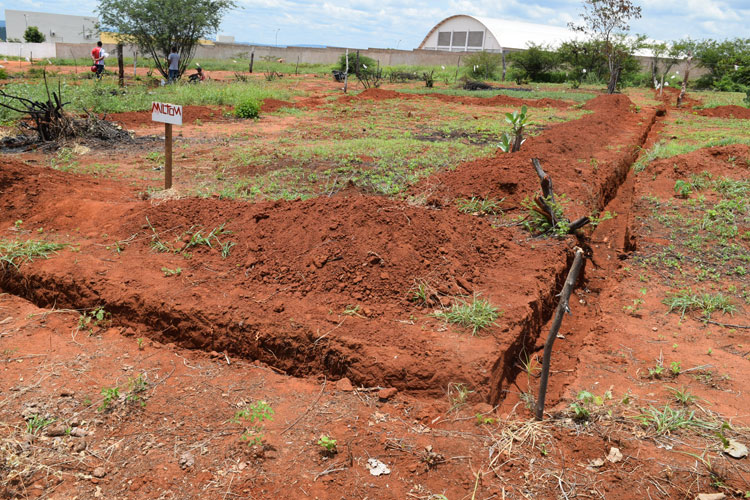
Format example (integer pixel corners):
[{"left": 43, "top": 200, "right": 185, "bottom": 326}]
[
  {"left": 343, "top": 48, "right": 349, "bottom": 94},
  {"left": 151, "top": 102, "right": 183, "bottom": 189},
  {"left": 535, "top": 247, "right": 585, "bottom": 420},
  {"left": 117, "top": 43, "right": 124, "bottom": 87},
  {"left": 249, "top": 49, "right": 254, "bottom": 73}
]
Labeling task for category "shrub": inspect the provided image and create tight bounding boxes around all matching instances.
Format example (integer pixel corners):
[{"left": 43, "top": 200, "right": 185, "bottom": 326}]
[
  {"left": 234, "top": 99, "right": 260, "bottom": 119},
  {"left": 0, "top": 68, "right": 8, "bottom": 80},
  {"left": 508, "top": 44, "right": 560, "bottom": 82},
  {"left": 464, "top": 51, "right": 503, "bottom": 80},
  {"left": 23, "top": 26, "right": 46, "bottom": 43},
  {"left": 336, "top": 52, "right": 377, "bottom": 76}
]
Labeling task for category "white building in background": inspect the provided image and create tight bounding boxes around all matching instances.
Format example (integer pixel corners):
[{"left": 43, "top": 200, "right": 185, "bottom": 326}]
[
  {"left": 5, "top": 9, "right": 98, "bottom": 43},
  {"left": 419, "top": 15, "right": 585, "bottom": 53}
]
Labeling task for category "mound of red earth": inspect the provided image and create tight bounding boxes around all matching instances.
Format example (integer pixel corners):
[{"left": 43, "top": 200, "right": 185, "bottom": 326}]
[
  {"left": 260, "top": 98, "right": 294, "bottom": 113},
  {"left": 0, "top": 94, "right": 658, "bottom": 405},
  {"left": 107, "top": 105, "right": 226, "bottom": 128},
  {"left": 697, "top": 104, "right": 750, "bottom": 119},
  {"left": 416, "top": 94, "right": 658, "bottom": 220},
  {"left": 340, "top": 87, "right": 572, "bottom": 108}
]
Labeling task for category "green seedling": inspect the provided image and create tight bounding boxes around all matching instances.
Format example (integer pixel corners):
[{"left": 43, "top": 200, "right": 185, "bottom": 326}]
[
  {"left": 136, "top": 337, "right": 145, "bottom": 350},
  {"left": 475, "top": 413, "right": 496, "bottom": 425},
  {"left": 26, "top": 415, "right": 55, "bottom": 435},
  {"left": 501, "top": 105, "right": 528, "bottom": 152},
  {"left": 99, "top": 386, "right": 120, "bottom": 412},
  {"left": 161, "top": 266, "right": 182, "bottom": 277},
  {"left": 670, "top": 361, "right": 682, "bottom": 376},
  {"left": 667, "top": 386, "right": 697, "bottom": 405},
  {"left": 78, "top": 306, "right": 110, "bottom": 332},
  {"left": 233, "top": 400, "right": 274, "bottom": 446},
  {"left": 674, "top": 179, "right": 692, "bottom": 198},
  {"left": 447, "top": 382, "right": 473, "bottom": 411},
  {"left": 456, "top": 196, "right": 503, "bottom": 215},
  {"left": 317, "top": 435, "right": 338, "bottom": 455}
]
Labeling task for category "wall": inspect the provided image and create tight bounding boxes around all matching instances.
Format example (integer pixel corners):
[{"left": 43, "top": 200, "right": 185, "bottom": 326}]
[
  {"left": 0, "top": 41, "right": 57, "bottom": 59},
  {"left": 50, "top": 41, "right": 706, "bottom": 80},
  {"left": 5, "top": 9, "right": 98, "bottom": 44}
]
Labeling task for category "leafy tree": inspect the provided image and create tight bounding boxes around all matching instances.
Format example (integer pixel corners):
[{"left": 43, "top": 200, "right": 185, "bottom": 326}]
[
  {"left": 558, "top": 39, "right": 608, "bottom": 86},
  {"left": 509, "top": 44, "right": 560, "bottom": 82},
  {"left": 464, "top": 51, "right": 503, "bottom": 80},
  {"left": 694, "top": 38, "right": 750, "bottom": 91},
  {"left": 570, "top": 0, "right": 643, "bottom": 93},
  {"left": 336, "top": 52, "right": 378, "bottom": 77},
  {"left": 97, "top": 0, "right": 236, "bottom": 78},
  {"left": 23, "top": 26, "right": 46, "bottom": 43}
]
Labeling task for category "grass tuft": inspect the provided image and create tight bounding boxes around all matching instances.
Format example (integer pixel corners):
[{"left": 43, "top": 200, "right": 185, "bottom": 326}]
[
  {"left": 434, "top": 294, "right": 501, "bottom": 335},
  {"left": 663, "top": 289, "right": 736, "bottom": 319},
  {"left": 0, "top": 239, "right": 66, "bottom": 268}
]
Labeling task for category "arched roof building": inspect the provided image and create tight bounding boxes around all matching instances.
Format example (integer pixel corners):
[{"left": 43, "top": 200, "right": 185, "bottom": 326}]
[{"left": 418, "top": 14, "right": 584, "bottom": 53}]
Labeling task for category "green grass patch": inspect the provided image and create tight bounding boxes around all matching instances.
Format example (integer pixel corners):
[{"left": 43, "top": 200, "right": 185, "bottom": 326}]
[
  {"left": 663, "top": 289, "right": 736, "bottom": 319},
  {"left": 0, "top": 239, "right": 66, "bottom": 268},
  {"left": 433, "top": 295, "right": 501, "bottom": 335},
  {"left": 0, "top": 78, "right": 294, "bottom": 120},
  {"left": 397, "top": 86, "right": 595, "bottom": 103}
]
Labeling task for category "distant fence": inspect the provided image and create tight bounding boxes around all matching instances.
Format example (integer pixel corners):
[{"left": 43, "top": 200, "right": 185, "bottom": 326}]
[
  {"left": 3, "top": 41, "right": 703, "bottom": 80},
  {"left": 0, "top": 42, "right": 57, "bottom": 59},
  {"left": 55, "top": 42, "right": 474, "bottom": 68}
]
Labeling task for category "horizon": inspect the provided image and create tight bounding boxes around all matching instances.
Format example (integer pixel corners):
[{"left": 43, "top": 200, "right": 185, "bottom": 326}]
[{"left": 1, "top": 1, "right": 748, "bottom": 49}]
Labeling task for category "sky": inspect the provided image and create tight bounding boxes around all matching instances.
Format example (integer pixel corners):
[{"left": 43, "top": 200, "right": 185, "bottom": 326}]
[{"left": 2, "top": 0, "right": 748, "bottom": 48}]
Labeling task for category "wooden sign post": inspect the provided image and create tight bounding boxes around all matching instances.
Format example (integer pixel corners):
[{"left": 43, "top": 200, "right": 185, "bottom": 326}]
[{"left": 151, "top": 102, "right": 183, "bottom": 189}]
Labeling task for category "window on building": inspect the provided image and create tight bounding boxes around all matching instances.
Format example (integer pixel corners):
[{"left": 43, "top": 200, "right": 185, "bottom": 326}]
[
  {"left": 467, "top": 31, "right": 484, "bottom": 47},
  {"left": 437, "top": 31, "right": 451, "bottom": 47},
  {"left": 451, "top": 31, "right": 467, "bottom": 47}
]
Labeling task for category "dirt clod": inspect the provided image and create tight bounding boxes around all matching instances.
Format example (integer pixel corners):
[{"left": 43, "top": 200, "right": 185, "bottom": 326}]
[
  {"left": 335, "top": 377, "right": 354, "bottom": 392},
  {"left": 378, "top": 387, "right": 398, "bottom": 401},
  {"left": 92, "top": 467, "right": 106, "bottom": 478}
]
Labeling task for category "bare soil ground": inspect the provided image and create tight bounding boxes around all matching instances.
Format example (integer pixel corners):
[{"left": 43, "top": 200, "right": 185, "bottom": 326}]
[{"left": 1, "top": 73, "right": 749, "bottom": 499}]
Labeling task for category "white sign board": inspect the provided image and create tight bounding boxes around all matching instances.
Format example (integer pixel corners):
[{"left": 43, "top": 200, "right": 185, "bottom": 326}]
[{"left": 151, "top": 102, "right": 183, "bottom": 125}]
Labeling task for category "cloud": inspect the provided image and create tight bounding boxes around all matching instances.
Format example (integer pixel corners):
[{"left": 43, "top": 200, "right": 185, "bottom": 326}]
[{"left": 2, "top": 0, "right": 748, "bottom": 48}]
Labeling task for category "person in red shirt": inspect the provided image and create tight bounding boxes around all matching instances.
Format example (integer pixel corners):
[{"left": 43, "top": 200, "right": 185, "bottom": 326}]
[{"left": 91, "top": 41, "right": 105, "bottom": 79}]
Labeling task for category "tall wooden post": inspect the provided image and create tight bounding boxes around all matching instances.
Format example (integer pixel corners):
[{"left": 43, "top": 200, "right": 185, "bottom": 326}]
[
  {"left": 295, "top": 55, "right": 299, "bottom": 75},
  {"left": 249, "top": 49, "right": 254, "bottom": 73},
  {"left": 117, "top": 43, "right": 124, "bottom": 87},
  {"left": 343, "top": 48, "right": 349, "bottom": 93},
  {"left": 165, "top": 123, "right": 173, "bottom": 189}
]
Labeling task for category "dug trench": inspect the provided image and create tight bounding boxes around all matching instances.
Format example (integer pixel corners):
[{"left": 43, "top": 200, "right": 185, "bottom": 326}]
[{"left": 0, "top": 94, "right": 662, "bottom": 406}]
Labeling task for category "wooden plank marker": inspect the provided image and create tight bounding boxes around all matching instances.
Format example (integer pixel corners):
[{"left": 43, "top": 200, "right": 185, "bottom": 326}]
[{"left": 151, "top": 102, "right": 183, "bottom": 189}]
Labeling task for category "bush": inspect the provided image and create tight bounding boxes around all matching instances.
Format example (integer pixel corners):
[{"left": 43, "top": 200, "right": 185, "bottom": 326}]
[
  {"left": 23, "top": 26, "right": 46, "bottom": 43},
  {"left": 508, "top": 44, "right": 559, "bottom": 82},
  {"left": 0, "top": 68, "right": 8, "bottom": 80},
  {"left": 336, "top": 52, "right": 378, "bottom": 76},
  {"left": 464, "top": 51, "right": 503, "bottom": 80},
  {"left": 234, "top": 99, "right": 260, "bottom": 119}
]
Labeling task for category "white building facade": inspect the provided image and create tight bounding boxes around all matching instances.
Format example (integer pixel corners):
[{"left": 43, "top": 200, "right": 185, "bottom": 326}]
[{"left": 5, "top": 9, "right": 98, "bottom": 43}]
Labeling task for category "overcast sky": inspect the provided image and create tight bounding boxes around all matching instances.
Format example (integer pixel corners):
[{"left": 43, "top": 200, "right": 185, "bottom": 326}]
[{"left": 3, "top": 0, "right": 748, "bottom": 48}]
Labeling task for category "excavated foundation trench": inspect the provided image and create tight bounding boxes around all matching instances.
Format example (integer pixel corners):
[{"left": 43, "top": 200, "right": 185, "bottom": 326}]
[{"left": 0, "top": 94, "right": 664, "bottom": 405}]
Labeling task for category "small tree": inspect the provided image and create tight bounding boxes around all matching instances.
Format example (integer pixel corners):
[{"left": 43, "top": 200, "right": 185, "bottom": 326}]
[
  {"left": 570, "top": 0, "right": 643, "bottom": 93},
  {"left": 23, "top": 26, "right": 46, "bottom": 43},
  {"left": 464, "top": 51, "right": 503, "bottom": 80},
  {"left": 97, "top": 0, "right": 236, "bottom": 78},
  {"left": 508, "top": 44, "right": 559, "bottom": 82}
]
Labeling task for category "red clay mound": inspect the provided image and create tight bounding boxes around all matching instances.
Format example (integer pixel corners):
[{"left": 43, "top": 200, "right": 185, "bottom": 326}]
[
  {"left": 108, "top": 105, "right": 226, "bottom": 128},
  {"left": 415, "top": 94, "right": 657, "bottom": 219},
  {"left": 0, "top": 157, "right": 569, "bottom": 403},
  {"left": 426, "top": 92, "right": 570, "bottom": 108},
  {"left": 261, "top": 98, "right": 294, "bottom": 112},
  {"left": 697, "top": 105, "right": 750, "bottom": 119},
  {"left": 338, "top": 88, "right": 571, "bottom": 108}
]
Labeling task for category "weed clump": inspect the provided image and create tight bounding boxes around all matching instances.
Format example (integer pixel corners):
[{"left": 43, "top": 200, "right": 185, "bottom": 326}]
[
  {"left": 434, "top": 294, "right": 501, "bottom": 335},
  {"left": 234, "top": 99, "right": 261, "bottom": 119}
]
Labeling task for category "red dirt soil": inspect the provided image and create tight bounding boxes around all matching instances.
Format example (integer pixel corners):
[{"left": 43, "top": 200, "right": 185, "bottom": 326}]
[
  {"left": 339, "top": 87, "right": 572, "bottom": 108},
  {"left": 3, "top": 89, "right": 748, "bottom": 499},
  {"left": 0, "top": 94, "right": 656, "bottom": 407},
  {"left": 107, "top": 105, "right": 228, "bottom": 128},
  {"left": 697, "top": 105, "right": 750, "bottom": 119}
]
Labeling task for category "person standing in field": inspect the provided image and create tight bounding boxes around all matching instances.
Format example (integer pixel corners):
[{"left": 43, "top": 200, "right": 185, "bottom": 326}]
[
  {"left": 91, "top": 41, "right": 105, "bottom": 79},
  {"left": 167, "top": 46, "right": 180, "bottom": 83}
]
